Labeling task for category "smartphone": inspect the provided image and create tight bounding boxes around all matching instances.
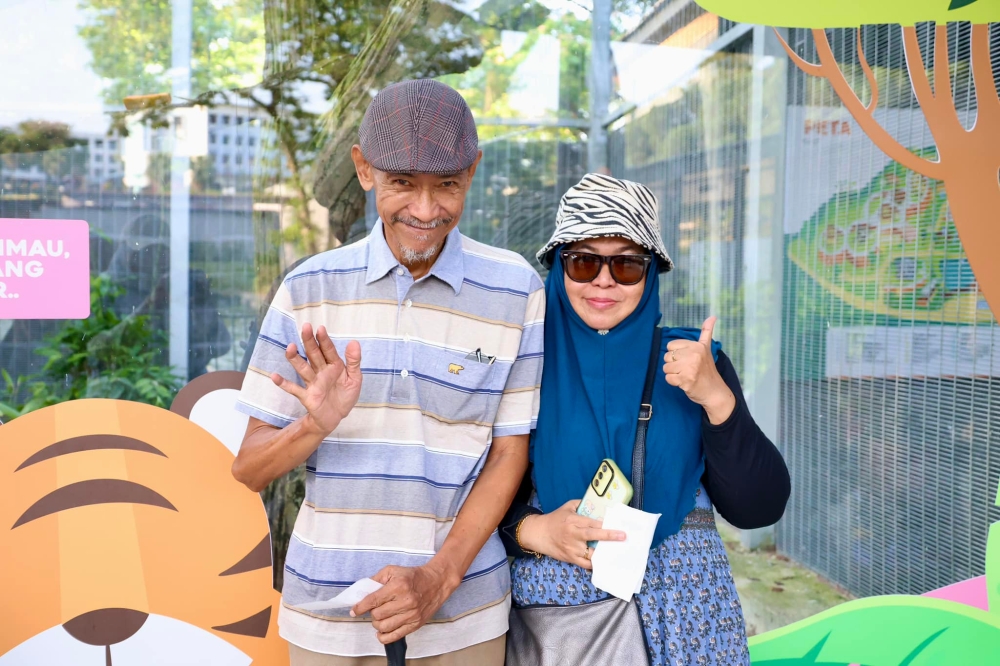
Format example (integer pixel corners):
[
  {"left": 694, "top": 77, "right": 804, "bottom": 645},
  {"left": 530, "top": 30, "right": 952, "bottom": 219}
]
[{"left": 576, "top": 459, "right": 633, "bottom": 548}]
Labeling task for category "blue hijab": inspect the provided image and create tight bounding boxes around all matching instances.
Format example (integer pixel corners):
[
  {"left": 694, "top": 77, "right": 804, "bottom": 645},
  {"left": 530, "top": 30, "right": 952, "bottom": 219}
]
[{"left": 531, "top": 251, "right": 721, "bottom": 545}]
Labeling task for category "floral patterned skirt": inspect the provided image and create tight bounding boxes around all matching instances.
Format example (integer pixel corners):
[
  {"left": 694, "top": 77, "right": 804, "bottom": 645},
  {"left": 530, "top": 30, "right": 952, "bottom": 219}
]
[{"left": 510, "top": 488, "right": 750, "bottom": 666}]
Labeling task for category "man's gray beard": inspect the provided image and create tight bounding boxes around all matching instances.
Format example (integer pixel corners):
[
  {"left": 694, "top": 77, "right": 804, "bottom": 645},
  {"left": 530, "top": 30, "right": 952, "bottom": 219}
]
[
  {"left": 391, "top": 214, "right": 450, "bottom": 267},
  {"left": 399, "top": 243, "right": 441, "bottom": 265}
]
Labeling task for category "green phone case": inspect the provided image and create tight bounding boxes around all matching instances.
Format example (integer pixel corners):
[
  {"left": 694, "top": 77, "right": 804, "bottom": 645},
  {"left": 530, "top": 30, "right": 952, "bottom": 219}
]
[{"left": 576, "top": 459, "right": 633, "bottom": 548}]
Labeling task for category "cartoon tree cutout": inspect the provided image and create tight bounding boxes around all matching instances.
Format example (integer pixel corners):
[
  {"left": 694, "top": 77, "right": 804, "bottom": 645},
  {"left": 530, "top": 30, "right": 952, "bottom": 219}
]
[
  {"left": 695, "top": 1, "right": 1000, "bottom": 317},
  {"left": 776, "top": 24, "right": 1000, "bottom": 318},
  {"left": 747, "top": 477, "right": 1000, "bottom": 666}
]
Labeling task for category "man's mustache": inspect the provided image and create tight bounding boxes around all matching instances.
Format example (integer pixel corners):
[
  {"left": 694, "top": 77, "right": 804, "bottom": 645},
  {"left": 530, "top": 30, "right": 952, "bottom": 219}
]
[{"left": 391, "top": 215, "right": 452, "bottom": 230}]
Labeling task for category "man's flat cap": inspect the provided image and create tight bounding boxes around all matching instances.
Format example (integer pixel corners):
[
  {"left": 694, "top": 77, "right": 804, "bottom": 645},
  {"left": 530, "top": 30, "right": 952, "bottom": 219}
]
[{"left": 359, "top": 79, "right": 479, "bottom": 175}]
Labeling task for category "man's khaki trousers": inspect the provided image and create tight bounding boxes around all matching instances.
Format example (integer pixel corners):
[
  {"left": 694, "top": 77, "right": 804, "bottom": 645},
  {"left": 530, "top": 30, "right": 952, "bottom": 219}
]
[{"left": 288, "top": 635, "right": 506, "bottom": 666}]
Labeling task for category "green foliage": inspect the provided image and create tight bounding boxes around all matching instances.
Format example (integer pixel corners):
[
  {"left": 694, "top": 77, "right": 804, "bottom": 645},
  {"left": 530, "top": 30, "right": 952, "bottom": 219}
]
[
  {"left": 749, "top": 595, "right": 1000, "bottom": 664},
  {"left": 77, "top": 0, "right": 265, "bottom": 104},
  {"left": 0, "top": 275, "right": 182, "bottom": 420},
  {"left": 0, "top": 120, "right": 86, "bottom": 154},
  {"left": 0, "top": 121, "right": 90, "bottom": 185},
  {"left": 438, "top": 4, "right": 590, "bottom": 138}
]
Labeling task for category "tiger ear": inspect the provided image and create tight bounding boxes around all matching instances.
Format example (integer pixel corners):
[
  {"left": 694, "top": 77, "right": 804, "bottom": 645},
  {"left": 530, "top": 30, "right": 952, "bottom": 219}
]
[{"left": 170, "top": 371, "right": 249, "bottom": 456}]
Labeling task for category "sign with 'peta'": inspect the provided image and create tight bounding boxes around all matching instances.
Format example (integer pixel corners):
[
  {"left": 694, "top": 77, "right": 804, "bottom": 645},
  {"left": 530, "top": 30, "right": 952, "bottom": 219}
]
[{"left": 0, "top": 219, "right": 90, "bottom": 320}]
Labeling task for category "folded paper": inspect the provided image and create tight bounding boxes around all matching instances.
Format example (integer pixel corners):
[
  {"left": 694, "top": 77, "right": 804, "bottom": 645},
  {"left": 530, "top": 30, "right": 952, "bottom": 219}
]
[
  {"left": 591, "top": 503, "right": 660, "bottom": 602},
  {"left": 295, "top": 578, "right": 384, "bottom": 611}
]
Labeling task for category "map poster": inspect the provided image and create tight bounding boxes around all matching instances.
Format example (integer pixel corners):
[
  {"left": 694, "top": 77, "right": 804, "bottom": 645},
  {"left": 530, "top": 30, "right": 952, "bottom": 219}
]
[{"left": 784, "top": 105, "right": 993, "bottom": 325}]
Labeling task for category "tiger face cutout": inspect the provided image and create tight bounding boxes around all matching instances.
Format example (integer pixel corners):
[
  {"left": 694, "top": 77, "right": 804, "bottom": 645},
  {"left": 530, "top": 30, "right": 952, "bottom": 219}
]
[{"left": 0, "top": 393, "right": 287, "bottom": 665}]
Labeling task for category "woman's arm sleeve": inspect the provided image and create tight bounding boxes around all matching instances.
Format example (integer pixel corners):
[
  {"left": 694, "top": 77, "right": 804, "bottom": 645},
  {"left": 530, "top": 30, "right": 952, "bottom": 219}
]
[
  {"left": 498, "top": 462, "right": 543, "bottom": 558},
  {"left": 701, "top": 350, "right": 790, "bottom": 529}
]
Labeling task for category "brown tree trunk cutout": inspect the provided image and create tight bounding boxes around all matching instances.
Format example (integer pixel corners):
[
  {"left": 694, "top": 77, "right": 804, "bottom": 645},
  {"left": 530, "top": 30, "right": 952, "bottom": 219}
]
[{"left": 776, "top": 24, "right": 1000, "bottom": 319}]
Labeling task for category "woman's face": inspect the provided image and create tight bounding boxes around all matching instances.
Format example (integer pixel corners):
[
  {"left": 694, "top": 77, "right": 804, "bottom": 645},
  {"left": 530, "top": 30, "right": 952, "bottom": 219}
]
[{"left": 562, "top": 236, "right": 648, "bottom": 331}]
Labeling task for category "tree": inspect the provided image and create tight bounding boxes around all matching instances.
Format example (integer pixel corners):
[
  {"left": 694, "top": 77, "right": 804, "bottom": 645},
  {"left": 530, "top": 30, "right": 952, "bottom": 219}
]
[
  {"left": 295, "top": 0, "right": 485, "bottom": 245},
  {"left": 697, "top": 0, "right": 1000, "bottom": 317},
  {"left": 80, "top": 0, "right": 484, "bottom": 254},
  {"left": 78, "top": 0, "right": 266, "bottom": 104},
  {"left": 0, "top": 121, "right": 85, "bottom": 154}
]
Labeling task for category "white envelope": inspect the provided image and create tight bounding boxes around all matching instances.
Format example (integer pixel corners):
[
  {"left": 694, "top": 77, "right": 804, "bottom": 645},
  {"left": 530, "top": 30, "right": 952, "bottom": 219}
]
[
  {"left": 294, "top": 578, "right": 384, "bottom": 611},
  {"left": 590, "top": 503, "right": 660, "bottom": 602}
]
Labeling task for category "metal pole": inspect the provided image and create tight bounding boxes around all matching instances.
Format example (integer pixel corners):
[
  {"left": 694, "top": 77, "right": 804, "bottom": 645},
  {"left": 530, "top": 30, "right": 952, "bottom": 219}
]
[
  {"left": 170, "top": 0, "right": 192, "bottom": 380},
  {"left": 588, "top": 0, "right": 612, "bottom": 173},
  {"left": 740, "top": 24, "right": 788, "bottom": 550}
]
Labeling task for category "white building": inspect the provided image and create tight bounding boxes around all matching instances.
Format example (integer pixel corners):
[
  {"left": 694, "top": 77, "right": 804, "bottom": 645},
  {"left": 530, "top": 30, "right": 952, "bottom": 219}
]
[
  {"left": 206, "top": 106, "right": 269, "bottom": 181},
  {"left": 82, "top": 104, "right": 273, "bottom": 190},
  {"left": 79, "top": 132, "right": 123, "bottom": 183}
]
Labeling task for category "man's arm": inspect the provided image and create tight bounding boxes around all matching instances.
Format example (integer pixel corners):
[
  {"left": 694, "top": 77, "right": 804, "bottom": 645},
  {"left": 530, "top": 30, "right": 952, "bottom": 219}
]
[
  {"left": 232, "top": 416, "right": 327, "bottom": 493},
  {"left": 352, "top": 433, "right": 528, "bottom": 644},
  {"left": 232, "top": 323, "right": 362, "bottom": 492}
]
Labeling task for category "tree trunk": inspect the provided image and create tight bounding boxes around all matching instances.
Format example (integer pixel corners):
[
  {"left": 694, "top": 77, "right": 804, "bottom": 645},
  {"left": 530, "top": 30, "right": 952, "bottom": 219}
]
[
  {"left": 941, "top": 162, "right": 1000, "bottom": 321},
  {"left": 312, "top": 0, "right": 430, "bottom": 243}
]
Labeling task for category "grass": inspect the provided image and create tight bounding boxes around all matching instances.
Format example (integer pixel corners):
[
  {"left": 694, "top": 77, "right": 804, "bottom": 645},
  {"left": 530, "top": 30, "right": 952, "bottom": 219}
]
[{"left": 717, "top": 520, "right": 854, "bottom": 637}]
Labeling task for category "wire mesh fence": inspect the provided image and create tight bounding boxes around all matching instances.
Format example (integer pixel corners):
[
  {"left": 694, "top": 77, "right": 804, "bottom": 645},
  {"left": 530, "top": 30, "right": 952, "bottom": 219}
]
[{"left": 777, "top": 24, "right": 1000, "bottom": 597}]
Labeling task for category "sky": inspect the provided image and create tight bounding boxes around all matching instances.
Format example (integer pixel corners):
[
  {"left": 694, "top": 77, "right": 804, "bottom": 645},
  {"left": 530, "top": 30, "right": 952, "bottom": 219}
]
[{"left": 0, "top": 0, "right": 110, "bottom": 135}]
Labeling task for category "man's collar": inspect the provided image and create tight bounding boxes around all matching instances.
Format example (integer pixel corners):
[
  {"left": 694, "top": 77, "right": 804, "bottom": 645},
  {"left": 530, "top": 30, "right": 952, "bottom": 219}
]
[
  {"left": 365, "top": 219, "right": 464, "bottom": 294},
  {"left": 365, "top": 219, "right": 399, "bottom": 284}
]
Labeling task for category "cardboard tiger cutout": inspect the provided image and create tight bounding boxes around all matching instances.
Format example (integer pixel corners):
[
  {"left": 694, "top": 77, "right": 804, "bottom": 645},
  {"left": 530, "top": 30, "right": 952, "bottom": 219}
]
[{"left": 0, "top": 376, "right": 287, "bottom": 665}]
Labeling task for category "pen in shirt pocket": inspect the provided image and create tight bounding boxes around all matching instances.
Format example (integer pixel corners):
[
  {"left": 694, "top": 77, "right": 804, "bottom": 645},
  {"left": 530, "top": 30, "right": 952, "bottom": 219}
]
[{"left": 465, "top": 348, "right": 496, "bottom": 365}]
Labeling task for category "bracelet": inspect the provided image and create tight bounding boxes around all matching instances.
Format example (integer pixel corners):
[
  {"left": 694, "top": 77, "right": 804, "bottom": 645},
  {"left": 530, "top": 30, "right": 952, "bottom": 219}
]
[{"left": 515, "top": 513, "right": 542, "bottom": 559}]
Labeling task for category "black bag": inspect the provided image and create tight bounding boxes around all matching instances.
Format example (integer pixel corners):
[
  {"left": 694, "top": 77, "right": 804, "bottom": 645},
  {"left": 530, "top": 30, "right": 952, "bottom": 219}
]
[{"left": 505, "top": 327, "right": 662, "bottom": 666}]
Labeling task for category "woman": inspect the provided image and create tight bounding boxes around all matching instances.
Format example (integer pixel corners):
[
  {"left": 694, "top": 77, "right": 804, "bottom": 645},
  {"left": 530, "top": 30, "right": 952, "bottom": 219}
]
[{"left": 500, "top": 174, "right": 790, "bottom": 665}]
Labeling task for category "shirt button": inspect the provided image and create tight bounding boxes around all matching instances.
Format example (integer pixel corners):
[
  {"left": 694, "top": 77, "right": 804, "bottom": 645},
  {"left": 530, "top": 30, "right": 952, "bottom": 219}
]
[
  {"left": 404, "top": 299, "right": 412, "bottom": 308},
  {"left": 400, "top": 369, "right": 409, "bottom": 378},
  {"left": 396, "top": 268, "right": 404, "bottom": 276},
  {"left": 403, "top": 335, "right": 411, "bottom": 343}
]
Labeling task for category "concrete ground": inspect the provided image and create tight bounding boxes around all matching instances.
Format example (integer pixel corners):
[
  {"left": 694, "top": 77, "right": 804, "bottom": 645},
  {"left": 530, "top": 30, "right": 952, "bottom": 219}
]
[{"left": 717, "top": 521, "right": 854, "bottom": 637}]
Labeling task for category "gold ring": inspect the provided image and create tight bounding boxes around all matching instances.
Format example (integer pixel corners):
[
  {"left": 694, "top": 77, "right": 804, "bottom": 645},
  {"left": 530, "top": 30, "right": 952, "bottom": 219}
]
[
  {"left": 671, "top": 352, "right": 677, "bottom": 363},
  {"left": 584, "top": 547, "right": 591, "bottom": 560}
]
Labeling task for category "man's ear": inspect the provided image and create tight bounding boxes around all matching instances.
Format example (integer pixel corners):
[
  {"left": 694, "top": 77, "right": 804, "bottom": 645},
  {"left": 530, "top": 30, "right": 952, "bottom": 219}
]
[
  {"left": 352, "top": 145, "right": 375, "bottom": 191},
  {"left": 466, "top": 150, "right": 484, "bottom": 182}
]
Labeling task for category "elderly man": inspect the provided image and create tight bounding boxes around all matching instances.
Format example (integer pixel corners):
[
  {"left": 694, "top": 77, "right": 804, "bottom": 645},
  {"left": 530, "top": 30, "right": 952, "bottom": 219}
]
[{"left": 233, "top": 79, "right": 544, "bottom": 665}]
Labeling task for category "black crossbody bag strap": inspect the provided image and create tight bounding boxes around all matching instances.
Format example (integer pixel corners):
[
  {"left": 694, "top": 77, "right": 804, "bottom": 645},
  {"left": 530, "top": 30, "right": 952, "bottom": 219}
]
[{"left": 630, "top": 326, "right": 662, "bottom": 511}]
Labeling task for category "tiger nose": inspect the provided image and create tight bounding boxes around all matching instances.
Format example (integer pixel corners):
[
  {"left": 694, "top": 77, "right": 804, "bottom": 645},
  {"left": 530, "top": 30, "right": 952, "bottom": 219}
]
[{"left": 63, "top": 608, "right": 149, "bottom": 646}]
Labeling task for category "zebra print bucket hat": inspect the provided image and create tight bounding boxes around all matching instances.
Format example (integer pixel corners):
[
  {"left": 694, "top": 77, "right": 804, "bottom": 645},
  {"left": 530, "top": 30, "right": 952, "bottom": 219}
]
[{"left": 537, "top": 173, "right": 673, "bottom": 272}]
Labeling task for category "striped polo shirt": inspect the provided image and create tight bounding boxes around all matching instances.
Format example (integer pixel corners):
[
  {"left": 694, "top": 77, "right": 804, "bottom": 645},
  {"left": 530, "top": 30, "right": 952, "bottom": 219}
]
[{"left": 236, "top": 220, "right": 545, "bottom": 657}]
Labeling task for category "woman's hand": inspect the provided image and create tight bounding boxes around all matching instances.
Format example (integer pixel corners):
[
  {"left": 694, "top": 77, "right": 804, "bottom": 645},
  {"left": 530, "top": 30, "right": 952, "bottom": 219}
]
[
  {"left": 518, "top": 500, "right": 626, "bottom": 569},
  {"left": 662, "top": 316, "right": 735, "bottom": 425}
]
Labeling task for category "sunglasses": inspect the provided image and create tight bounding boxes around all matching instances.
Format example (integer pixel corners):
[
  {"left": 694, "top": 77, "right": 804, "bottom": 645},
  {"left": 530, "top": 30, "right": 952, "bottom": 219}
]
[{"left": 560, "top": 250, "right": 652, "bottom": 285}]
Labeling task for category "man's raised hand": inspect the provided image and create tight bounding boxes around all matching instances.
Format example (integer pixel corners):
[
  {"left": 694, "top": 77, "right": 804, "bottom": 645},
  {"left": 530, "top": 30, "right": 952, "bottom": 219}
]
[{"left": 272, "top": 323, "right": 362, "bottom": 436}]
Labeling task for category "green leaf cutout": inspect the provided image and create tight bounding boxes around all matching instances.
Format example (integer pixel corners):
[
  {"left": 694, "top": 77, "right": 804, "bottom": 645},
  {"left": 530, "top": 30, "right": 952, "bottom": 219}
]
[
  {"left": 749, "top": 595, "right": 1000, "bottom": 665},
  {"left": 949, "top": 0, "right": 979, "bottom": 10}
]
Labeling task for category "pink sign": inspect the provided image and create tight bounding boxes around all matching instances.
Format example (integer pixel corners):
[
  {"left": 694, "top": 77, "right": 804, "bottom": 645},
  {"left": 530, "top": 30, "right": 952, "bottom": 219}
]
[{"left": 0, "top": 219, "right": 91, "bottom": 319}]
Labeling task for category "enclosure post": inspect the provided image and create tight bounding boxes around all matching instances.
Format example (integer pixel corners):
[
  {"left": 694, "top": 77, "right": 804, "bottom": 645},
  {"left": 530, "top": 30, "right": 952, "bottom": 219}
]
[
  {"left": 170, "top": 0, "right": 192, "bottom": 380},
  {"left": 588, "top": 0, "right": 612, "bottom": 173},
  {"left": 741, "top": 25, "right": 788, "bottom": 550}
]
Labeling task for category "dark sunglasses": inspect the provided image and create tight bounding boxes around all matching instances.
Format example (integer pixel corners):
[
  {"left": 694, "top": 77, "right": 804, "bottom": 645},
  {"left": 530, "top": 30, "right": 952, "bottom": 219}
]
[{"left": 560, "top": 250, "right": 652, "bottom": 285}]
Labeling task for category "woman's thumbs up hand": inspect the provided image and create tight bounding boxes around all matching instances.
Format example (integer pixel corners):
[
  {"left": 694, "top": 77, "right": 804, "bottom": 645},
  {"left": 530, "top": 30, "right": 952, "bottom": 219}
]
[{"left": 662, "top": 316, "right": 736, "bottom": 425}]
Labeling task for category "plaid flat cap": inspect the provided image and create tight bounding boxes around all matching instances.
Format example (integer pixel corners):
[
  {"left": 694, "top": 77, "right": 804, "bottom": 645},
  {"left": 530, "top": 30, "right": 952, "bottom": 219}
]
[{"left": 359, "top": 79, "right": 479, "bottom": 174}]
